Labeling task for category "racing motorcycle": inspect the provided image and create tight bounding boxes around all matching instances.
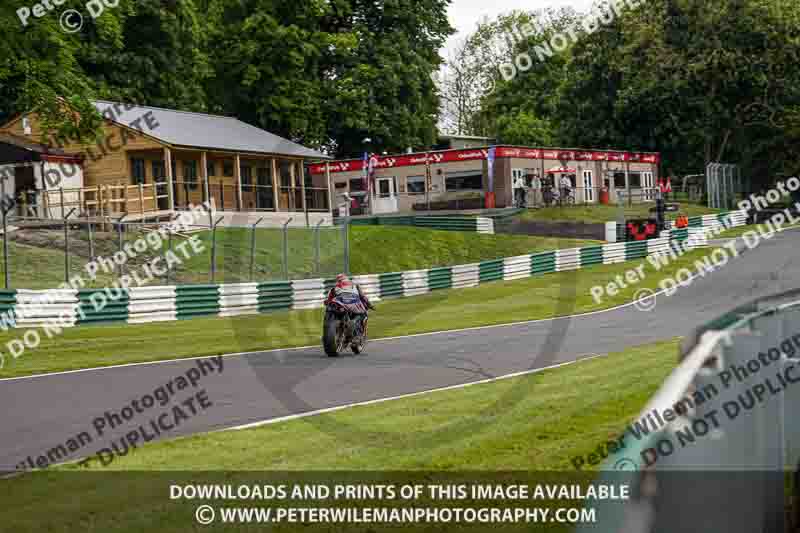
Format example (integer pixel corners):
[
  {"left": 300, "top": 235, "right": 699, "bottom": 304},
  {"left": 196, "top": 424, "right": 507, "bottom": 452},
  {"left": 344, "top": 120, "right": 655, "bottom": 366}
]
[{"left": 322, "top": 298, "right": 369, "bottom": 357}]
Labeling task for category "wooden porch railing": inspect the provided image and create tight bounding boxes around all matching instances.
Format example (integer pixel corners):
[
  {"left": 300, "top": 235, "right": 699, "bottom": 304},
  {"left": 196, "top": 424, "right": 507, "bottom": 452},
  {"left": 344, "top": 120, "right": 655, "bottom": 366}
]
[{"left": 30, "top": 181, "right": 168, "bottom": 218}]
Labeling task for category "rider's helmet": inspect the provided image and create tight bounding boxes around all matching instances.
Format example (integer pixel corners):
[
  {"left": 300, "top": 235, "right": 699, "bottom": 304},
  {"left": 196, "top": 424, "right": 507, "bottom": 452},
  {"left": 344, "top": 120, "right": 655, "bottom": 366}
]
[{"left": 336, "top": 273, "right": 350, "bottom": 286}]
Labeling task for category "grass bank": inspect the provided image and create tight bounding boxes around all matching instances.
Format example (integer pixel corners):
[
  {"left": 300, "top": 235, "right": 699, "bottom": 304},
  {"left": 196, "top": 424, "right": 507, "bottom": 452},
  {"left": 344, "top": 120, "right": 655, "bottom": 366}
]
[
  {"left": 517, "top": 203, "right": 721, "bottom": 224},
  {"left": 1, "top": 225, "right": 597, "bottom": 288}
]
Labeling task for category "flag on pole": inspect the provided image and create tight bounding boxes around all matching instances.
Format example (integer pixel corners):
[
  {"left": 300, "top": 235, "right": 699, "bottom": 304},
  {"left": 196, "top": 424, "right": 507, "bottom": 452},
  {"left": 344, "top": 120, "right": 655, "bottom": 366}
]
[
  {"left": 425, "top": 153, "right": 432, "bottom": 209},
  {"left": 362, "top": 152, "right": 369, "bottom": 192},
  {"left": 425, "top": 153, "right": 432, "bottom": 191},
  {"left": 367, "top": 153, "right": 379, "bottom": 196},
  {"left": 487, "top": 146, "right": 496, "bottom": 192}
]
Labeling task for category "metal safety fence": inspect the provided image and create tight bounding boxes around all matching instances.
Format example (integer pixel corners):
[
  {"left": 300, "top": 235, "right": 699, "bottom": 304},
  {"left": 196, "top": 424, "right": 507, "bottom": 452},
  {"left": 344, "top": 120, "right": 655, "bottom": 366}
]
[
  {"left": 0, "top": 228, "right": 702, "bottom": 329},
  {"left": 582, "top": 290, "right": 800, "bottom": 532},
  {"left": 0, "top": 214, "right": 349, "bottom": 289},
  {"left": 706, "top": 162, "right": 743, "bottom": 210}
]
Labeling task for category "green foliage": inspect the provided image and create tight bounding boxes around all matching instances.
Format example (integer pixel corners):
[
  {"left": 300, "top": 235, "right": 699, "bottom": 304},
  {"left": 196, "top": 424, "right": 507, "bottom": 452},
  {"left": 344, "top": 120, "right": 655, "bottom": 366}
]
[
  {"left": 0, "top": 0, "right": 453, "bottom": 157},
  {"left": 467, "top": 0, "right": 800, "bottom": 182}
]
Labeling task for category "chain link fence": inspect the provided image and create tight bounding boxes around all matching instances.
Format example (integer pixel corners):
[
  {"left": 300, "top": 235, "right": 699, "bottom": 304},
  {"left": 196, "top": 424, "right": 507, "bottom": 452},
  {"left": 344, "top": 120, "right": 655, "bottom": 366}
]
[{"left": 0, "top": 214, "right": 349, "bottom": 289}]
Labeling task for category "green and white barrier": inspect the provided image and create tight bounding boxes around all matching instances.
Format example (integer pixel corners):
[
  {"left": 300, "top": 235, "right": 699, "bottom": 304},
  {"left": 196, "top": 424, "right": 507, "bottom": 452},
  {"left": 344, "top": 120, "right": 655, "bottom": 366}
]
[
  {"left": 0, "top": 231, "right": 702, "bottom": 330},
  {"left": 451, "top": 264, "right": 479, "bottom": 289},
  {"left": 128, "top": 286, "right": 176, "bottom": 324},
  {"left": 218, "top": 283, "right": 259, "bottom": 318}
]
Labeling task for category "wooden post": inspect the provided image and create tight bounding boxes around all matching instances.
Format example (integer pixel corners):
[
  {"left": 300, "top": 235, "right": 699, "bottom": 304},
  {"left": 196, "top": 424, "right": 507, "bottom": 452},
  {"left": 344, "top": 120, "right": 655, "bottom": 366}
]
[
  {"left": 299, "top": 161, "right": 307, "bottom": 214},
  {"left": 289, "top": 160, "right": 296, "bottom": 211},
  {"left": 201, "top": 151, "right": 210, "bottom": 207},
  {"left": 234, "top": 154, "right": 243, "bottom": 211},
  {"left": 164, "top": 147, "right": 175, "bottom": 211},
  {"left": 139, "top": 183, "right": 145, "bottom": 217},
  {"left": 271, "top": 158, "right": 280, "bottom": 211},
  {"left": 626, "top": 162, "right": 631, "bottom": 207},
  {"left": 122, "top": 182, "right": 129, "bottom": 214}
]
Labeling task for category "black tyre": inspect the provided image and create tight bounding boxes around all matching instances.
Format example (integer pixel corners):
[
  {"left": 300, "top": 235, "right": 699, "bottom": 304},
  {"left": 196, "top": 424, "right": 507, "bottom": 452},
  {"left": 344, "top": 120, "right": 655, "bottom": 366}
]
[
  {"left": 352, "top": 318, "right": 368, "bottom": 354},
  {"left": 323, "top": 313, "right": 341, "bottom": 357}
]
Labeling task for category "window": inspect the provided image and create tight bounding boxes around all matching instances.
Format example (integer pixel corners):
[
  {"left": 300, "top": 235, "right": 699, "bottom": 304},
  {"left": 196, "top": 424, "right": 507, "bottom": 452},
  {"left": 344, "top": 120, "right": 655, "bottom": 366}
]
[
  {"left": 279, "top": 161, "right": 292, "bottom": 187},
  {"left": 152, "top": 161, "right": 165, "bottom": 182},
  {"left": 349, "top": 178, "right": 365, "bottom": 192},
  {"left": 583, "top": 170, "right": 594, "bottom": 202},
  {"left": 445, "top": 171, "right": 483, "bottom": 191},
  {"left": 525, "top": 170, "right": 541, "bottom": 188},
  {"left": 131, "top": 158, "right": 146, "bottom": 185},
  {"left": 642, "top": 171, "right": 655, "bottom": 200},
  {"left": 628, "top": 172, "right": 642, "bottom": 188},
  {"left": 183, "top": 160, "right": 198, "bottom": 190},
  {"left": 257, "top": 166, "right": 271, "bottom": 187},
  {"left": 223, "top": 161, "right": 233, "bottom": 177},
  {"left": 406, "top": 175, "right": 425, "bottom": 194},
  {"left": 376, "top": 178, "right": 396, "bottom": 198},
  {"left": 206, "top": 160, "right": 215, "bottom": 178},
  {"left": 613, "top": 172, "right": 626, "bottom": 189},
  {"left": 241, "top": 165, "right": 253, "bottom": 191}
]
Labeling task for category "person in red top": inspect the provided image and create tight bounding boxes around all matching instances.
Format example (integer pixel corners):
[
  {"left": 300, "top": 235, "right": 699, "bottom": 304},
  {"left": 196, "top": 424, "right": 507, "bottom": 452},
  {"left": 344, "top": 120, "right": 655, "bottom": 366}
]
[{"left": 325, "top": 273, "right": 375, "bottom": 335}]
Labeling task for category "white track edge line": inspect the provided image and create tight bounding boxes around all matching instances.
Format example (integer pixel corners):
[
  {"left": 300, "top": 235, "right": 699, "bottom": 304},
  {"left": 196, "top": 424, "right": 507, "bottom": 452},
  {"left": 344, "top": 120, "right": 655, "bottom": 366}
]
[
  {"left": 0, "top": 352, "right": 607, "bottom": 477},
  {"left": 223, "top": 353, "right": 606, "bottom": 431}
]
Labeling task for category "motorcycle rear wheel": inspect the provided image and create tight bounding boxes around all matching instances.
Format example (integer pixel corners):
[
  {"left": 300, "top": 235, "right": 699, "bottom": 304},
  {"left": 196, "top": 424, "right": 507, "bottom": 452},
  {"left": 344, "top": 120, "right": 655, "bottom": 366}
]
[
  {"left": 323, "top": 313, "right": 343, "bottom": 357},
  {"left": 351, "top": 318, "right": 368, "bottom": 354}
]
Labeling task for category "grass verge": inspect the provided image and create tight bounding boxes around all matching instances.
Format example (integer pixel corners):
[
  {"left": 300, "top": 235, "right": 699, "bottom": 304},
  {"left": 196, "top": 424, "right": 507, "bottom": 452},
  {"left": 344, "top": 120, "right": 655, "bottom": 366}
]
[
  {"left": 1, "top": 246, "right": 711, "bottom": 379},
  {"left": 713, "top": 221, "right": 800, "bottom": 239},
  {"left": 4, "top": 339, "right": 678, "bottom": 533},
  {"left": 518, "top": 203, "right": 720, "bottom": 224},
  {"left": 67, "top": 338, "right": 679, "bottom": 471}
]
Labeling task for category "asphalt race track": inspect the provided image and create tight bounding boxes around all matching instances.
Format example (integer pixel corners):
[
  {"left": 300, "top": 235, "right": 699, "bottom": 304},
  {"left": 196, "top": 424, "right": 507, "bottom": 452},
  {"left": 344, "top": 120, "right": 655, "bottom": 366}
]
[{"left": 1, "top": 229, "right": 797, "bottom": 472}]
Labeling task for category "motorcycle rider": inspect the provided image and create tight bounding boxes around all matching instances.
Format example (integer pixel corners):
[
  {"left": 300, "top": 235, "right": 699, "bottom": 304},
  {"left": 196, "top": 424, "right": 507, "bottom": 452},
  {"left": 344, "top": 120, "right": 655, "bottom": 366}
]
[{"left": 325, "top": 273, "right": 375, "bottom": 336}]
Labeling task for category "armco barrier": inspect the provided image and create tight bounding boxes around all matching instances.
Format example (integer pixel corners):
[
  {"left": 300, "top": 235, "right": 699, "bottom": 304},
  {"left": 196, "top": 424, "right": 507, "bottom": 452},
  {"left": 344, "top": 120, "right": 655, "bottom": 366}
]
[
  {"left": 348, "top": 215, "right": 494, "bottom": 234},
  {"left": 0, "top": 229, "right": 699, "bottom": 330},
  {"left": 582, "top": 291, "right": 800, "bottom": 532},
  {"left": 604, "top": 209, "right": 748, "bottom": 242}
]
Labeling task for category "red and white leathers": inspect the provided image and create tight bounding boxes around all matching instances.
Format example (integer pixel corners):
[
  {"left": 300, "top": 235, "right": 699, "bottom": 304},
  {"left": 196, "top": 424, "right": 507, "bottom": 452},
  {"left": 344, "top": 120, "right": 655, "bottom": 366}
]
[{"left": 325, "top": 278, "right": 372, "bottom": 315}]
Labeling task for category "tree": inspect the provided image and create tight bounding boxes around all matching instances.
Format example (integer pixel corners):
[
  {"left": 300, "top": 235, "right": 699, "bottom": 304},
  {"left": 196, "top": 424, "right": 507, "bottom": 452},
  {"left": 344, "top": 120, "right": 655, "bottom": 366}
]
[
  {"left": 0, "top": 1, "right": 111, "bottom": 141},
  {"left": 474, "top": 7, "right": 580, "bottom": 145},
  {"left": 437, "top": 36, "right": 492, "bottom": 136}
]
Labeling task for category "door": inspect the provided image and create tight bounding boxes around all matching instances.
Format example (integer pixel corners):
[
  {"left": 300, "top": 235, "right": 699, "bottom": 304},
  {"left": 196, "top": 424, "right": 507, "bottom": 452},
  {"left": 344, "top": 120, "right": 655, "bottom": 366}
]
[
  {"left": 583, "top": 170, "right": 595, "bottom": 203},
  {"left": 642, "top": 172, "right": 655, "bottom": 200},
  {"left": 372, "top": 177, "right": 399, "bottom": 214}
]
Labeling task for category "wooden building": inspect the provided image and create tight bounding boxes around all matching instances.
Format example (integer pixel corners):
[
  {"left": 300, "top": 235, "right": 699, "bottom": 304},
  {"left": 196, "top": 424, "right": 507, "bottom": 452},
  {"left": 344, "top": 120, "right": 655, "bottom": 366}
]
[{"left": 0, "top": 100, "right": 331, "bottom": 220}]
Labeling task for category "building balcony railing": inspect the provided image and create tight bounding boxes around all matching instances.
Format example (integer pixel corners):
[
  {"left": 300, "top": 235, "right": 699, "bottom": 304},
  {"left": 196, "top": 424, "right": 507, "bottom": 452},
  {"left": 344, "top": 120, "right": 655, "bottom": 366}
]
[{"left": 10, "top": 180, "right": 332, "bottom": 220}]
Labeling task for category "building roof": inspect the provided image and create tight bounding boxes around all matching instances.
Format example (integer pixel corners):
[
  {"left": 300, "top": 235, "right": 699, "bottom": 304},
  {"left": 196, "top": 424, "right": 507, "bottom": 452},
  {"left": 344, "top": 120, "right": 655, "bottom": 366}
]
[
  {"left": 438, "top": 134, "right": 496, "bottom": 141},
  {"left": 309, "top": 145, "right": 660, "bottom": 174},
  {"left": 92, "top": 100, "right": 330, "bottom": 160},
  {"left": 0, "top": 133, "right": 82, "bottom": 164}
]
